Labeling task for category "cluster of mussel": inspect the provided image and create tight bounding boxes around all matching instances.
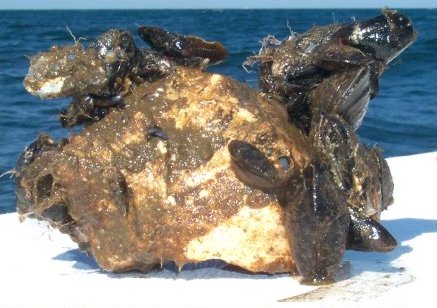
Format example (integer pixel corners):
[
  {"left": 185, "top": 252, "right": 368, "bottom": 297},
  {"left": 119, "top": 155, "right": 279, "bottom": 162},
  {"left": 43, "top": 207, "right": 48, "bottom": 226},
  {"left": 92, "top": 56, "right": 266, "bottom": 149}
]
[
  {"left": 237, "top": 9, "right": 417, "bottom": 283},
  {"left": 18, "top": 9, "right": 416, "bottom": 284},
  {"left": 24, "top": 25, "right": 227, "bottom": 127}
]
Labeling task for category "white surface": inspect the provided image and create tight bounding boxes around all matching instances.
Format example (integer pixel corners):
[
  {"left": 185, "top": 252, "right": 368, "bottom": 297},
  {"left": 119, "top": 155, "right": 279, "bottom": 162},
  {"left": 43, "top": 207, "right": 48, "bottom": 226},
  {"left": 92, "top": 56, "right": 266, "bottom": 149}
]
[{"left": 1, "top": 152, "right": 437, "bottom": 306}]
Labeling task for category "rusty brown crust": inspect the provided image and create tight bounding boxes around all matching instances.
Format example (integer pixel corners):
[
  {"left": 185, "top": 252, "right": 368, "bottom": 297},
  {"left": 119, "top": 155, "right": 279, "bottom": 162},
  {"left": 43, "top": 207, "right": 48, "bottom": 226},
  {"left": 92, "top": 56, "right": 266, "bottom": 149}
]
[{"left": 17, "top": 67, "right": 313, "bottom": 273}]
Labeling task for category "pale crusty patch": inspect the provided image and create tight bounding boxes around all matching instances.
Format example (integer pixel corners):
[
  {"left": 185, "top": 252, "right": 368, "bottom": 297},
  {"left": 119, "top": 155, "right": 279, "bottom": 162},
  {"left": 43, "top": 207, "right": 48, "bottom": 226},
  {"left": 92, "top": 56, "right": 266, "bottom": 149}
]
[
  {"left": 121, "top": 112, "right": 147, "bottom": 145},
  {"left": 29, "top": 76, "right": 66, "bottom": 98},
  {"left": 184, "top": 204, "right": 292, "bottom": 272},
  {"left": 125, "top": 164, "right": 168, "bottom": 206},
  {"left": 161, "top": 72, "right": 237, "bottom": 130},
  {"left": 182, "top": 147, "right": 231, "bottom": 188},
  {"left": 236, "top": 108, "right": 257, "bottom": 123},
  {"left": 209, "top": 73, "right": 223, "bottom": 86},
  {"left": 88, "top": 139, "right": 113, "bottom": 164},
  {"left": 164, "top": 100, "right": 224, "bottom": 130}
]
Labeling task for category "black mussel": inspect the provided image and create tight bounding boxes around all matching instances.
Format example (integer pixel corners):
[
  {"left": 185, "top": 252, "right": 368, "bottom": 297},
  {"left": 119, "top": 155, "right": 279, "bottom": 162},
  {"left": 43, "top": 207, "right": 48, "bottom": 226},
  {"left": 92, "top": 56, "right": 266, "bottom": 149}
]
[
  {"left": 60, "top": 95, "right": 122, "bottom": 128},
  {"left": 335, "top": 9, "right": 417, "bottom": 63},
  {"left": 15, "top": 134, "right": 68, "bottom": 215},
  {"left": 371, "top": 148, "right": 395, "bottom": 210},
  {"left": 138, "top": 26, "right": 228, "bottom": 66},
  {"left": 132, "top": 49, "right": 175, "bottom": 81},
  {"left": 90, "top": 29, "right": 138, "bottom": 93},
  {"left": 228, "top": 140, "right": 291, "bottom": 190},
  {"left": 347, "top": 209, "right": 397, "bottom": 252},
  {"left": 16, "top": 133, "right": 58, "bottom": 167},
  {"left": 284, "top": 162, "right": 350, "bottom": 284}
]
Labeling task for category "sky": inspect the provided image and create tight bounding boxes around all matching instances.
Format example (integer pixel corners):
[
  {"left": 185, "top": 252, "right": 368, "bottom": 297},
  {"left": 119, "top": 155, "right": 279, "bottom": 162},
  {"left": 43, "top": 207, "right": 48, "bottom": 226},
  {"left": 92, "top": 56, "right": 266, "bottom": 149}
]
[{"left": 0, "top": 0, "right": 436, "bottom": 10}]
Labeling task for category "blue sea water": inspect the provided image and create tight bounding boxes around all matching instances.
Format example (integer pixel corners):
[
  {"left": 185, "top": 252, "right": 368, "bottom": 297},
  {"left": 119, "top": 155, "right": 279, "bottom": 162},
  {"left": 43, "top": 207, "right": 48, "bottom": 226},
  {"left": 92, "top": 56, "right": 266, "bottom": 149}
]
[{"left": 0, "top": 9, "right": 436, "bottom": 214}]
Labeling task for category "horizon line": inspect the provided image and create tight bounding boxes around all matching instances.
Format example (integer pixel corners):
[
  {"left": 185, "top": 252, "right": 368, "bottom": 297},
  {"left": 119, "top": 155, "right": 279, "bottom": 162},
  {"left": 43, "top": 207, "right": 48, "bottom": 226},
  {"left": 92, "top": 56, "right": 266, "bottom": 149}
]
[{"left": 1, "top": 7, "right": 436, "bottom": 11}]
